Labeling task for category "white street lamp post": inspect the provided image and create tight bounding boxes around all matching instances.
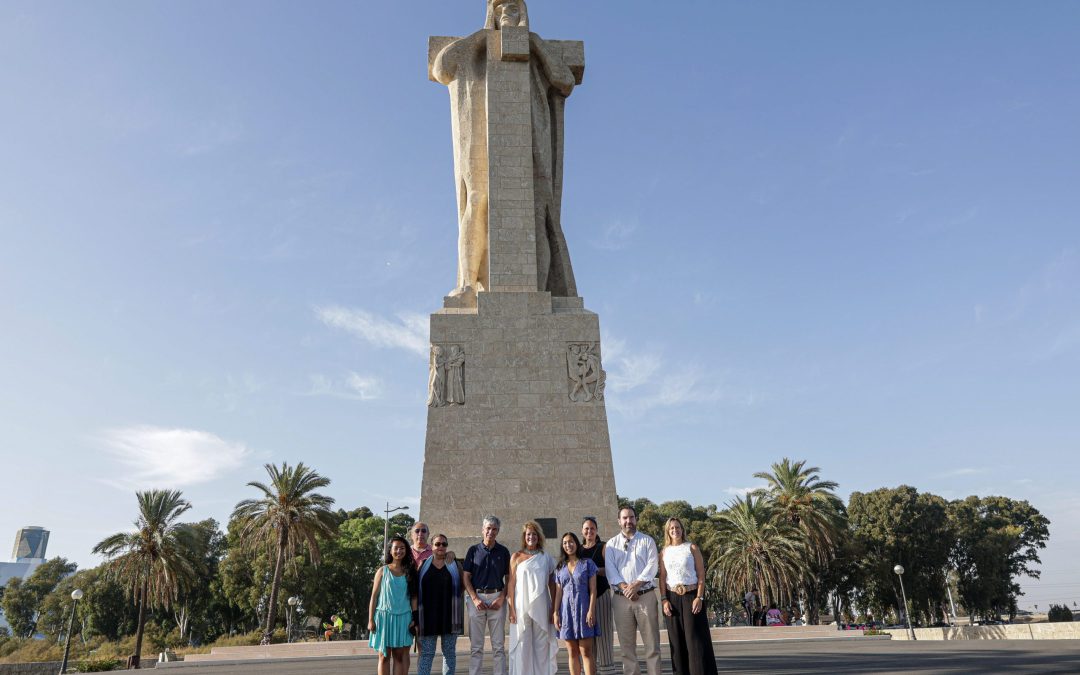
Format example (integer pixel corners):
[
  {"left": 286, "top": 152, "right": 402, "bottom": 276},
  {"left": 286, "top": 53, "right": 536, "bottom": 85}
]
[
  {"left": 894, "top": 564, "right": 916, "bottom": 641},
  {"left": 383, "top": 502, "right": 410, "bottom": 557},
  {"left": 287, "top": 596, "right": 299, "bottom": 643},
  {"left": 59, "top": 589, "right": 84, "bottom": 674}
]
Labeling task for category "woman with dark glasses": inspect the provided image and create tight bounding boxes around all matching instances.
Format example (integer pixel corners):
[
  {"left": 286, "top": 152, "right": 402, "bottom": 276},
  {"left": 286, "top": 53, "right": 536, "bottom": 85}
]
[{"left": 418, "top": 533, "right": 465, "bottom": 675}]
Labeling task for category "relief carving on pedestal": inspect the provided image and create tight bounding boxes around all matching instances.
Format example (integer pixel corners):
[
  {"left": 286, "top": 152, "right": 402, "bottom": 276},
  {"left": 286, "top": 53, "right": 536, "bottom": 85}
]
[
  {"left": 428, "top": 344, "right": 466, "bottom": 407},
  {"left": 567, "top": 342, "right": 606, "bottom": 403}
]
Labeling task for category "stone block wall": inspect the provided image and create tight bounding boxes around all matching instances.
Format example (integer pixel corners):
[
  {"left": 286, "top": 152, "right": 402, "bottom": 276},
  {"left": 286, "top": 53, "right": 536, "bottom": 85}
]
[{"left": 420, "top": 291, "right": 619, "bottom": 556}]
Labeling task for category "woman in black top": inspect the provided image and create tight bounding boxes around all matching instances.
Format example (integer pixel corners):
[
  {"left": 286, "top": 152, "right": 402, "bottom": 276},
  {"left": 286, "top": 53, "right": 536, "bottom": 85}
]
[
  {"left": 580, "top": 517, "right": 615, "bottom": 674},
  {"left": 417, "top": 534, "right": 464, "bottom": 675}
]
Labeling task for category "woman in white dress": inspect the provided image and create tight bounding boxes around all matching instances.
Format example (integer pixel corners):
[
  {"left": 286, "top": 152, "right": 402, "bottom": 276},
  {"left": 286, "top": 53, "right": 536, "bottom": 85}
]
[{"left": 507, "top": 520, "right": 558, "bottom": 675}]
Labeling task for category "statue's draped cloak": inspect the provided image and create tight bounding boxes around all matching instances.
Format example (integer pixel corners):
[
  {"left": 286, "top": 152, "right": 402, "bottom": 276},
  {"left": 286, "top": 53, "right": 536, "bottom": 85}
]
[{"left": 439, "top": 29, "right": 577, "bottom": 297}]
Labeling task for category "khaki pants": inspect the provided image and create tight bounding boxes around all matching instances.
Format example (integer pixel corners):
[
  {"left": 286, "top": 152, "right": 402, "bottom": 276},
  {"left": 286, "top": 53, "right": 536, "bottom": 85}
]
[
  {"left": 611, "top": 591, "right": 661, "bottom": 675},
  {"left": 467, "top": 591, "right": 506, "bottom": 675}
]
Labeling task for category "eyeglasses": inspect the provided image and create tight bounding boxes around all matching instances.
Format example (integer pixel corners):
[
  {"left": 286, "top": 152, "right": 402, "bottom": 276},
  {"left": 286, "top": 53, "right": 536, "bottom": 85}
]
[
  {"left": 414, "top": 528, "right": 428, "bottom": 534},
  {"left": 433, "top": 542, "right": 448, "bottom": 547}
]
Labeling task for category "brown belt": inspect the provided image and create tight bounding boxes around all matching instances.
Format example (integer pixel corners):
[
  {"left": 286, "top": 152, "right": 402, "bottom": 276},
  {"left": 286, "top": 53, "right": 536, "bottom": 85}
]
[{"left": 667, "top": 584, "right": 701, "bottom": 596}]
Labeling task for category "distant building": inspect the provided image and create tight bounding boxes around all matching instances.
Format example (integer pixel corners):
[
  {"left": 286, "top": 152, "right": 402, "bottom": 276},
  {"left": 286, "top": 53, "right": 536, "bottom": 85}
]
[
  {"left": 11, "top": 527, "right": 49, "bottom": 561},
  {"left": 0, "top": 527, "right": 51, "bottom": 633}
]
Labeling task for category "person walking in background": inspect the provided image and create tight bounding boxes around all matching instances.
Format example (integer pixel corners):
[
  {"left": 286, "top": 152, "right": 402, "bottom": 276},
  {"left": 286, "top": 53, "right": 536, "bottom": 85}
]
[
  {"left": 579, "top": 517, "right": 617, "bottom": 675},
  {"left": 743, "top": 588, "right": 761, "bottom": 627},
  {"left": 554, "top": 532, "right": 599, "bottom": 675},
  {"left": 605, "top": 506, "right": 661, "bottom": 675},
  {"left": 418, "top": 533, "right": 464, "bottom": 675},
  {"left": 368, "top": 535, "right": 419, "bottom": 675},
  {"left": 658, "top": 518, "right": 717, "bottom": 675},
  {"left": 462, "top": 515, "right": 511, "bottom": 675},
  {"left": 507, "top": 521, "right": 558, "bottom": 675}
]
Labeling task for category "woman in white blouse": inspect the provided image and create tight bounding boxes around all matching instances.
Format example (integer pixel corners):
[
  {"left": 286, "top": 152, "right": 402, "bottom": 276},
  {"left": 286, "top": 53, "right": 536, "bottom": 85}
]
[{"left": 657, "top": 518, "right": 717, "bottom": 675}]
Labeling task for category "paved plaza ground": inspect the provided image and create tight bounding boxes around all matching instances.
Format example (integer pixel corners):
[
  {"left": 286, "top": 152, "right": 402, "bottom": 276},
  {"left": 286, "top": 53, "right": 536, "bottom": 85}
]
[
  {"left": 158, "top": 639, "right": 1080, "bottom": 673},
  {"left": 710, "top": 639, "right": 1080, "bottom": 673}
]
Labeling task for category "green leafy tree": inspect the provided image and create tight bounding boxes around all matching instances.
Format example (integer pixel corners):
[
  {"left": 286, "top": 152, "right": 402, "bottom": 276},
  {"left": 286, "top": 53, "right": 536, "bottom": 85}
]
[
  {"left": 948, "top": 496, "right": 1050, "bottom": 622},
  {"left": 290, "top": 514, "right": 387, "bottom": 637},
  {"left": 170, "top": 519, "right": 226, "bottom": 644},
  {"left": 703, "top": 494, "right": 805, "bottom": 608},
  {"left": 217, "top": 522, "right": 269, "bottom": 633},
  {"left": 77, "top": 567, "right": 136, "bottom": 641},
  {"left": 232, "top": 462, "right": 337, "bottom": 644},
  {"left": 93, "top": 490, "right": 203, "bottom": 669},
  {"left": 0, "top": 557, "right": 77, "bottom": 637},
  {"left": 753, "top": 458, "right": 846, "bottom": 623},
  {"left": 1048, "top": 604, "right": 1075, "bottom": 622},
  {"left": 847, "top": 486, "right": 951, "bottom": 625}
]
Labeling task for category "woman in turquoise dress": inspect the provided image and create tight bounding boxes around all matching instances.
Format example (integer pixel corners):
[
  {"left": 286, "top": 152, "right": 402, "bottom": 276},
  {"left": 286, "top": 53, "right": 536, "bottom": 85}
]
[{"left": 368, "top": 535, "right": 419, "bottom": 675}]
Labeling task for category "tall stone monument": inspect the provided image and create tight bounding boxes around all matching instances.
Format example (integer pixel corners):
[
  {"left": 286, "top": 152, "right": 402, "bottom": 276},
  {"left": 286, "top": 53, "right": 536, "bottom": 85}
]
[{"left": 420, "top": 0, "right": 618, "bottom": 554}]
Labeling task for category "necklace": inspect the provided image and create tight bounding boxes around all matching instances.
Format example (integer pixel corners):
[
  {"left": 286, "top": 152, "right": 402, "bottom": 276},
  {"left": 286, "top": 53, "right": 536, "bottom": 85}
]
[{"left": 523, "top": 547, "right": 541, "bottom": 556}]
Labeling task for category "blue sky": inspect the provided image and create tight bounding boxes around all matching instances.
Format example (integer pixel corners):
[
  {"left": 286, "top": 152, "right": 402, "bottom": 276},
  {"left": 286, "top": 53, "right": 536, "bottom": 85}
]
[{"left": 1, "top": 1, "right": 1078, "bottom": 610}]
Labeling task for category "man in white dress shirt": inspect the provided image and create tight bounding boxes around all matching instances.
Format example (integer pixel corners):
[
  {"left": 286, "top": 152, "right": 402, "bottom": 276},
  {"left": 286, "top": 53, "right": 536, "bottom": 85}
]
[{"left": 604, "top": 506, "right": 661, "bottom": 675}]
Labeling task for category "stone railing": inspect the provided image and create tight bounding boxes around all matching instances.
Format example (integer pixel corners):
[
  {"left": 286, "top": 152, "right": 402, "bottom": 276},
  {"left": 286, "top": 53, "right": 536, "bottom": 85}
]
[
  {"left": 0, "top": 662, "right": 64, "bottom": 675},
  {"left": 885, "top": 622, "right": 1080, "bottom": 640}
]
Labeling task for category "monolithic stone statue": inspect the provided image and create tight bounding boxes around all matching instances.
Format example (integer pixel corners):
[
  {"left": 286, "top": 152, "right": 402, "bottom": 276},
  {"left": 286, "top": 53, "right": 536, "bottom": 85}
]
[{"left": 432, "top": 0, "right": 578, "bottom": 299}]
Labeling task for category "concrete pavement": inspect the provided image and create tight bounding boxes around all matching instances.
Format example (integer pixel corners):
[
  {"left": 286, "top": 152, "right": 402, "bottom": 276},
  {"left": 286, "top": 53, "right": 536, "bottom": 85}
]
[{"left": 157, "top": 639, "right": 1080, "bottom": 673}]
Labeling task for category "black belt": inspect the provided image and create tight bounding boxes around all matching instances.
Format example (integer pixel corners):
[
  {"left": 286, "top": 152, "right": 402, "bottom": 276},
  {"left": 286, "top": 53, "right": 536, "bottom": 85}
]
[{"left": 475, "top": 588, "right": 503, "bottom": 594}]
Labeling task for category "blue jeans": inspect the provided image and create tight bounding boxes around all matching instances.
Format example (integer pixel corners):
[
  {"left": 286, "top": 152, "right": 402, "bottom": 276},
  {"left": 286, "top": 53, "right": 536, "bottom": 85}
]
[{"left": 418, "top": 633, "right": 457, "bottom": 675}]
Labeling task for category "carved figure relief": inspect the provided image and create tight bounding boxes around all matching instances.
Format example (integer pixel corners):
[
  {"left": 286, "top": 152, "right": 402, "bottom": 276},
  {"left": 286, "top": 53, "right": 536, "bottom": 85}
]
[
  {"left": 567, "top": 343, "right": 606, "bottom": 403},
  {"left": 446, "top": 345, "right": 466, "bottom": 404},
  {"left": 428, "top": 344, "right": 465, "bottom": 407}
]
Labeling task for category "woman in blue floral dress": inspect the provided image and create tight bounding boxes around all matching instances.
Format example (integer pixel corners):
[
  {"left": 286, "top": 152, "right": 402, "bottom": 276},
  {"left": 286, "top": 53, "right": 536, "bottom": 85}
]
[{"left": 553, "top": 532, "right": 599, "bottom": 675}]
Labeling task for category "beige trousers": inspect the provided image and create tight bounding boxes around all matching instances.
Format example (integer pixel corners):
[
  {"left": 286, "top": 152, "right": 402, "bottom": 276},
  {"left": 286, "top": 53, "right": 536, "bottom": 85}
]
[{"left": 611, "top": 591, "right": 661, "bottom": 675}]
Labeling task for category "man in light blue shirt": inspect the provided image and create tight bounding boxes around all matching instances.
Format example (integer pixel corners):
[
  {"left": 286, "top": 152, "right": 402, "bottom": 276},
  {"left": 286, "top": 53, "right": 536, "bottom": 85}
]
[{"left": 604, "top": 506, "right": 661, "bottom": 675}]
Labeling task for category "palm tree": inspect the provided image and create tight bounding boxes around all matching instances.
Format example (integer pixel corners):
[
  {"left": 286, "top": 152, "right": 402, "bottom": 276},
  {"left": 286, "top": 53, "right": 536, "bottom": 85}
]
[
  {"left": 753, "top": 458, "right": 844, "bottom": 566},
  {"left": 93, "top": 490, "right": 202, "bottom": 669},
  {"left": 704, "top": 494, "right": 805, "bottom": 608},
  {"left": 753, "top": 458, "right": 846, "bottom": 622},
  {"left": 232, "top": 462, "right": 337, "bottom": 644}
]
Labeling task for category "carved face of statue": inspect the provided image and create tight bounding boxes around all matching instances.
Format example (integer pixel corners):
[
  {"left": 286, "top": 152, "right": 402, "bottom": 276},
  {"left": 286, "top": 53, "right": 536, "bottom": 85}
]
[{"left": 494, "top": 0, "right": 524, "bottom": 28}]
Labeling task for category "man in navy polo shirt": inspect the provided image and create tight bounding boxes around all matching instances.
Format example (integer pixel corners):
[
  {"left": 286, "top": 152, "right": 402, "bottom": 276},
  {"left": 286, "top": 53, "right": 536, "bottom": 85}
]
[{"left": 462, "top": 515, "right": 511, "bottom": 675}]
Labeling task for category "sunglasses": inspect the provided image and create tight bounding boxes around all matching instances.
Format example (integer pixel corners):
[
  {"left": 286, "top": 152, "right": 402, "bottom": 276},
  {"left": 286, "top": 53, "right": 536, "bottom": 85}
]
[
  {"left": 415, "top": 528, "right": 428, "bottom": 534},
  {"left": 433, "top": 541, "right": 448, "bottom": 547}
]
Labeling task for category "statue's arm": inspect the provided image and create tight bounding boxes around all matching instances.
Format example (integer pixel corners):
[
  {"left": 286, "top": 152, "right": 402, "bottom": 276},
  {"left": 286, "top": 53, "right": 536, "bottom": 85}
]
[
  {"left": 433, "top": 30, "right": 487, "bottom": 85},
  {"left": 529, "top": 33, "right": 575, "bottom": 96}
]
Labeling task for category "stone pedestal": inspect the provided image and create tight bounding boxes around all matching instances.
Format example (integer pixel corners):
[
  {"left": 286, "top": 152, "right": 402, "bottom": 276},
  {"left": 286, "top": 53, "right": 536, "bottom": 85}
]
[{"left": 419, "top": 291, "right": 618, "bottom": 556}]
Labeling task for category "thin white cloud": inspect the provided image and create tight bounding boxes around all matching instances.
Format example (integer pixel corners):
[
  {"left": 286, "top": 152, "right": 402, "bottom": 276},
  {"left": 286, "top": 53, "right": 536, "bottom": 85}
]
[
  {"left": 316, "top": 305, "right": 428, "bottom": 357},
  {"left": 363, "top": 491, "right": 421, "bottom": 509},
  {"left": 178, "top": 105, "right": 245, "bottom": 156},
  {"left": 934, "top": 467, "right": 987, "bottom": 479},
  {"left": 725, "top": 485, "right": 768, "bottom": 498},
  {"left": 346, "top": 373, "right": 382, "bottom": 399},
  {"left": 98, "top": 426, "right": 250, "bottom": 488},
  {"left": 603, "top": 334, "right": 727, "bottom": 415},
  {"left": 304, "top": 372, "right": 383, "bottom": 401},
  {"left": 591, "top": 219, "right": 637, "bottom": 251}
]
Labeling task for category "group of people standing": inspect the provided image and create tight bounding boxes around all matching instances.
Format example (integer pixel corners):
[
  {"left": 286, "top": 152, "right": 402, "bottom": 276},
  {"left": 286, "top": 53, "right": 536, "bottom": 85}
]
[{"left": 366, "top": 507, "right": 717, "bottom": 675}]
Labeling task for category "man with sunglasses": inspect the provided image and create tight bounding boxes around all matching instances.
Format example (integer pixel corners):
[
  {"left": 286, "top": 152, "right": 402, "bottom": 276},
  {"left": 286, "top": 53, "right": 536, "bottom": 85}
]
[
  {"left": 605, "top": 506, "right": 661, "bottom": 675},
  {"left": 411, "top": 521, "right": 457, "bottom": 566}
]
